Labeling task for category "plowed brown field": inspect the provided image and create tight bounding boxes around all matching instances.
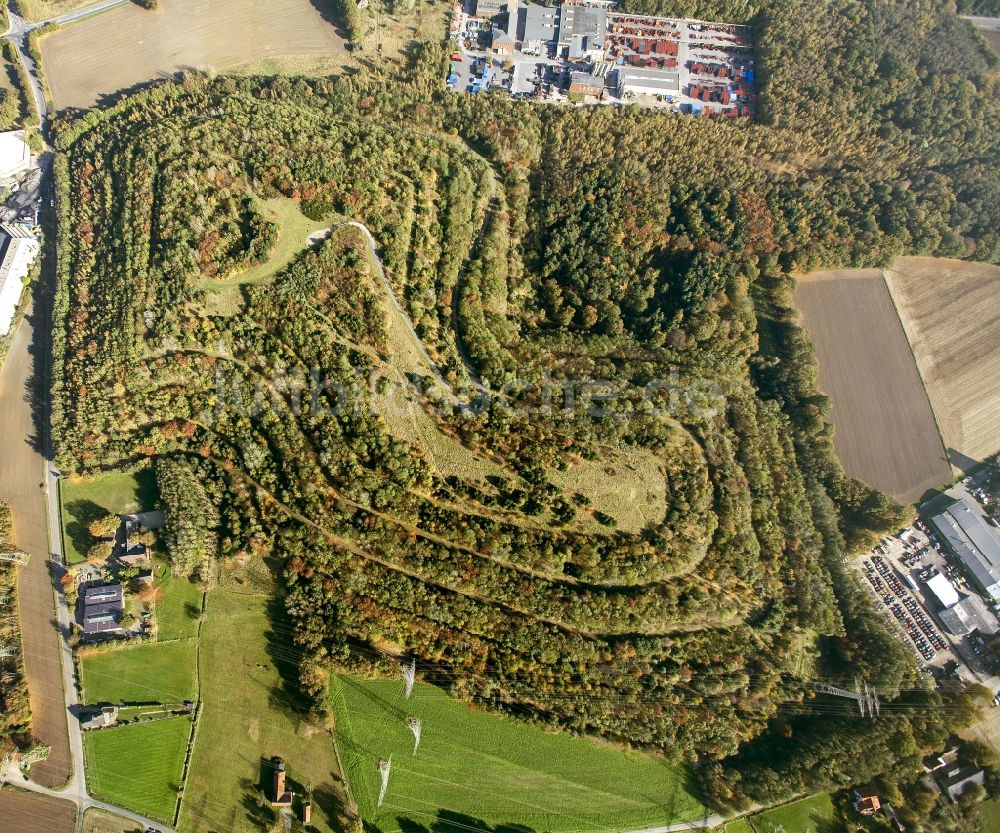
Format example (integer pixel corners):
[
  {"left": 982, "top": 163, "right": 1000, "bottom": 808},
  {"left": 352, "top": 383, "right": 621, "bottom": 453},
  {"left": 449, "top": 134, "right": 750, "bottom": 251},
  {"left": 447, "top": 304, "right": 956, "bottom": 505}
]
[
  {"left": 0, "top": 318, "right": 71, "bottom": 787},
  {"left": 0, "top": 790, "right": 75, "bottom": 833},
  {"left": 795, "top": 269, "right": 951, "bottom": 503}
]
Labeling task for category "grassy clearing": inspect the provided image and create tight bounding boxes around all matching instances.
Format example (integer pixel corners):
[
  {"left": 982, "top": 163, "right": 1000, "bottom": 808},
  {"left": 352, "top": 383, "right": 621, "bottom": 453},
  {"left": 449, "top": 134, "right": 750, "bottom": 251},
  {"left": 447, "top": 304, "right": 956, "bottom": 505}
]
[
  {"left": 79, "top": 640, "right": 197, "bottom": 705},
  {"left": 180, "top": 590, "right": 346, "bottom": 833},
  {"left": 201, "top": 197, "right": 334, "bottom": 289},
  {"left": 723, "top": 819, "right": 752, "bottom": 833},
  {"left": 81, "top": 807, "right": 137, "bottom": 833},
  {"left": 152, "top": 560, "right": 204, "bottom": 641},
  {"left": 60, "top": 468, "right": 157, "bottom": 565},
  {"left": 983, "top": 797, "right": 1000, "bottom": 831},
  {"left": 751, "top": 794, "right": 843, "bottom": 833},
  {"left": 84, "top": 716, "right": 192, "bottom": 823},
  {"left": 331, "top": 674, "right": 707, "bottom": 833}
]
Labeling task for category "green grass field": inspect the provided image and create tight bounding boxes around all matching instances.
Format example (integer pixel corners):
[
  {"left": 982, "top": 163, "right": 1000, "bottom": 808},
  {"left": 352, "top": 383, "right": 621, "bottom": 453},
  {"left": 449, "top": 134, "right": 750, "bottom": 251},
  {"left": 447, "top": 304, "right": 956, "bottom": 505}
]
[
  {"left": 153, "top": 561, "right": 204, "bottom": 641},
  {"left": 332, "top": 675, "right": 708, "bottom": 833},
  {"left": 723, "top": 819, "right": 752, "bottom": 833},
  {"left": 984, "top": 797, "right": 1000, "bottom": 832},
  {"left": 80, "top": 641, "right": 197, "bottom": 705},
  {"left": 180, "top": 590, "right": 347, "bottom": 833},
  {"left": 751, "top": 794, "right": 843, "bottom": 833},
  {"left": 84, "top": 716, "right": 192, "bottom": 822},
  {"left": 60, "top": 468, "right": 158, "bottom": 565}
]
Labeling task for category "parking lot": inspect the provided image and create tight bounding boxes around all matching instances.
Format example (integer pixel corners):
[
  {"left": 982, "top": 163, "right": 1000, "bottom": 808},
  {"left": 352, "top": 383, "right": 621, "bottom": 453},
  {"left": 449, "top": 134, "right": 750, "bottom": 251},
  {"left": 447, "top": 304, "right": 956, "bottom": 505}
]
[{"left": 855, "top": 489, "right": 1000, "bottom": 695}]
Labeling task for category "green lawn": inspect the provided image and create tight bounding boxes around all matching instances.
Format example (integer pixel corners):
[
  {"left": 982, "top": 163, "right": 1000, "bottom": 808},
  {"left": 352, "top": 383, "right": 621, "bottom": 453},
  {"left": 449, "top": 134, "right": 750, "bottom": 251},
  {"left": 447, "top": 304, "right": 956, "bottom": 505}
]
[
  {"left": 332, "top": 675, "right": 708, "bottom": 833},
  {"left": 80, "top": 641, "right": 197, "bottom": 705},
  {"left": 752, "top": 794, "right": 843, "bottom": 833},
  {"left": 153, "top": 561, "right": 204, "bottom": 641},
  {"left": 84, "top": 716, "right": 192, "bottom": 823},
  {"left": 724, "top": 819, "right": 752, "bottom": 833},
  {"left": 984, "top": 797, "right": 1000, "bottom": 831},
  {"left": 200, "top": 196, "right": 333, "bottom": 288},
  {"left": 180, "top": 590, "right": 347, "bottom": 833},
  {"left": 60, "top": 468, "right": 158, "bottom": 565}
]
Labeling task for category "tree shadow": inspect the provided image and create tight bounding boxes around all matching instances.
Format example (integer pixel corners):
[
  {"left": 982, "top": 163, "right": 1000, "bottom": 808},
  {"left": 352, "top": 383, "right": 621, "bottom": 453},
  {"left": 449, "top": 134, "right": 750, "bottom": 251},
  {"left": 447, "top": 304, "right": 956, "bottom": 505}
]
[
  {"left": 947, "top": 447, "right": 982, "bottom": 476},
  {"left": 63, "top": 498, "right": 106, "bottom": 559},
  {"left": 264, "top": 594, "right": 309, "bottom": 715}
]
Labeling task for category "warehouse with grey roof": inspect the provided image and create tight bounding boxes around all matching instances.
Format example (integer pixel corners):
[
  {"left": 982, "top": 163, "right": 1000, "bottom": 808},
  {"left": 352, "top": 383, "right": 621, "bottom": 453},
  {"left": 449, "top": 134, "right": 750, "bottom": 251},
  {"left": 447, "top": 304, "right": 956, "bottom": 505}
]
[{"left": 930, "top": 499, "right": 1000, "bottom": 600}]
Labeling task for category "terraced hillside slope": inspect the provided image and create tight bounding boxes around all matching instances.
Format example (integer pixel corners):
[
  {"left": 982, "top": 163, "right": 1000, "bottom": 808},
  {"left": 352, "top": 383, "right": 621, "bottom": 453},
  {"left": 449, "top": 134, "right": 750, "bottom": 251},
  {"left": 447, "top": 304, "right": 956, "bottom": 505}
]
[{"left": 50, "top": 0, "right": 1000, "bottom": 823}]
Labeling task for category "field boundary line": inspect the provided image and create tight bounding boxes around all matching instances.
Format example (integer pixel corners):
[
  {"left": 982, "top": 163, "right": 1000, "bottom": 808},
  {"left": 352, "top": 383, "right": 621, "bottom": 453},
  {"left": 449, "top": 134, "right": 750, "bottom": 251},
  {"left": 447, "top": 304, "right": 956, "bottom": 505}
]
[
  {"left": 172, "top": 589, "right": 207, "bottom": 827},
  {"left": 880, "top": 267, "right": 953, "bottom": 479}
]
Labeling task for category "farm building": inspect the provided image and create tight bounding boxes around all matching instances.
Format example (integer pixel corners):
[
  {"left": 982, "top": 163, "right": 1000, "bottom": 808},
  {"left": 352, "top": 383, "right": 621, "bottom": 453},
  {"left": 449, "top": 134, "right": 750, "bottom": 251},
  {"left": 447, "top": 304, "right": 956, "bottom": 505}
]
[
  {"left": 522, "top": 3, "right": 558, "bottom": 54},
  {"left": 81, "top": 584, "right": 124, "bottom": 635},
  {"left": 930, "top": 499, "right": 1000, "bottom": 599},
  {"left": 0, "top": 131, "right": 30, "bottom": 181},
  {"left": 616, "top": 66, "right": 680, "bottom": 97},
  {"left": 0, "top": 223, "right": 41, "bottom": 336}
]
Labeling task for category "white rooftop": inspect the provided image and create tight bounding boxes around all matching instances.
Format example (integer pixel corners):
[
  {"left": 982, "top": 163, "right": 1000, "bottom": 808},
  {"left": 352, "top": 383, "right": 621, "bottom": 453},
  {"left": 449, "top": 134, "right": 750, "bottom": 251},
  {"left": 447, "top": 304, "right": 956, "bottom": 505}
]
[
  {"left": 0, "top": 131, "right": 30, "bottom": 180},
  {"left": 926, "top": 572, "right": 959, "bottom": 609}
]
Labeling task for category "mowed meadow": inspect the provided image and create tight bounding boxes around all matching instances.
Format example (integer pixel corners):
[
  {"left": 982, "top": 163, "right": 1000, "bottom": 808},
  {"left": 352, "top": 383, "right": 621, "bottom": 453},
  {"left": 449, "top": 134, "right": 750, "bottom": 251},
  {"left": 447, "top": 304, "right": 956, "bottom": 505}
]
[
  {"left": 331, "top": 676, "right": 708, "bottom": 833},
  {"left": 40, "top": 0, "right": 347, "bottom": 110},
  {"left": 794, "top": 268, "right": 950, "bottom": 502}
]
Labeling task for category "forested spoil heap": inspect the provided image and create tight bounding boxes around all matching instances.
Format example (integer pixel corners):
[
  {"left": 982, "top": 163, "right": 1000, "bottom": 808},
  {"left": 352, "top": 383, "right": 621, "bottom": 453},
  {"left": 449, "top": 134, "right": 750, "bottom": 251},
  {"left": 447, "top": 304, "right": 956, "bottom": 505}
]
[{"left": 50, "top": 0, "right": 1000, "bottom": 813}]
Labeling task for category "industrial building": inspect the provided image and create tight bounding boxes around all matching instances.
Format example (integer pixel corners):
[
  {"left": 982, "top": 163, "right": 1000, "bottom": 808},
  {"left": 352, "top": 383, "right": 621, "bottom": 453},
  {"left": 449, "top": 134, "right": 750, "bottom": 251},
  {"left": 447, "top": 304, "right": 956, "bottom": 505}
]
[
  {"left": 558, "top": 3, "right": 608, "bottom": 59},
  {"left": 930, "top": 499, "right": 1000, "bottom": 600},
  {"left": 474, "top": 0, "right": 506, "bottom": 18},
  {"left": 0, "top": 223, "right": 40, "bottom": 337},
  {"left": 616, "top": 66, "right": 680, "bottom": 98},
  {"left": 522, "top": 3, "right": 559, "bottom": 55},
  {"left": 0, "top": 131, "right": 30, "bottom": 181},
  {"left": 937, "top": 594, "right": 999, "bottom": 636}
]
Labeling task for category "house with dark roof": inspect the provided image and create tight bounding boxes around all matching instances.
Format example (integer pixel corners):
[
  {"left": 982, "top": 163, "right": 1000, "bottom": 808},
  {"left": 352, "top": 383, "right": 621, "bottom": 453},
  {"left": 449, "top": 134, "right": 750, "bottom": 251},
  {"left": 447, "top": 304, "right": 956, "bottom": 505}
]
[
  {"left": 80, "top": 584, "right": 124, "bottom": 635},
  {"left": 937, "top": 765, "right": 986, "bottom": 802}
]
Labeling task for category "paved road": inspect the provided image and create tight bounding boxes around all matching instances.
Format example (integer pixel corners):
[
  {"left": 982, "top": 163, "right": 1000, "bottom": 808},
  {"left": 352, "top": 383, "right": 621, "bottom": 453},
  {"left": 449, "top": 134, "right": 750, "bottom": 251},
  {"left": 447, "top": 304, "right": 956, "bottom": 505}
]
[
  {"left": 963, "top": 15, "right": 1000, "bottom": 30},
  {"left": 3, "top": 0, "right": 130, "bottom": 38}
]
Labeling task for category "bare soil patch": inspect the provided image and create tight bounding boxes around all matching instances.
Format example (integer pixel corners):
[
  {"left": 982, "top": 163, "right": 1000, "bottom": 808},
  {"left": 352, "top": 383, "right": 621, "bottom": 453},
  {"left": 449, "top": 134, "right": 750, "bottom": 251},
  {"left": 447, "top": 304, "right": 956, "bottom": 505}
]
[
  {"left": 883, "top": 256, "right": 1000, "bottom": 467},
  {"left": 795, "top": 269, "right": 951, "bottom": 502},
  {"left": 0, "top": 790, "right": 75, "bottom": 833},
  {"left": 41, "top": 0, "right": 347, "bottom": 110}
]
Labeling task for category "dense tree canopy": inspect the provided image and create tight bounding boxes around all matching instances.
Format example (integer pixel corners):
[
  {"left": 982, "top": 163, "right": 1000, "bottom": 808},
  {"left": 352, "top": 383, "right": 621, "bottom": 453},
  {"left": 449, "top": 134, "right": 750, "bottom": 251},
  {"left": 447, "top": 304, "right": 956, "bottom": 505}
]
[{"left": 48, "top": 0, "right": 1000, "bottom": 813}]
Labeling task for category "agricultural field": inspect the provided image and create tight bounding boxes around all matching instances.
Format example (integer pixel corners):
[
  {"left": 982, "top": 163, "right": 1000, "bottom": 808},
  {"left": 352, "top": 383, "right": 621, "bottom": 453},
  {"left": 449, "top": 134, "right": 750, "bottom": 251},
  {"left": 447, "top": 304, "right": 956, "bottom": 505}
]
[
  {"left": 331, "top": 674, "right": 708, "bottom": 833},
  {"left": 60, "top": 467, "right": 157, "bottom": 565},
  {"left": 0, "top": 790, "right": 76, "bottom": 833},
  {"left": 79, "top": 640, "right": 197, "bottom": 705},
  {"left": 180, "top": 590, "right": 347, "bottom": 833},
  {"left": 0, "top": 320, "right": 72, "bottom": 788},
  {"left": 84, "top": 715, "right": 193, "bottom": 822},
  {"left": 794, "top": 269, "right": 951, "bottom": 502},
  {"left": 39, "top": 0, "right": 347, "bottom": 110},
  {"left": 883, "top": 257, "right": 1000, "bottom": 468}
]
